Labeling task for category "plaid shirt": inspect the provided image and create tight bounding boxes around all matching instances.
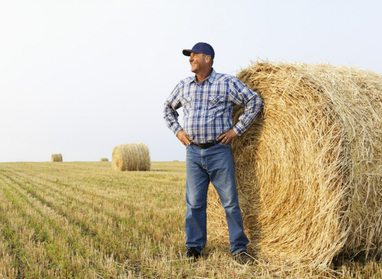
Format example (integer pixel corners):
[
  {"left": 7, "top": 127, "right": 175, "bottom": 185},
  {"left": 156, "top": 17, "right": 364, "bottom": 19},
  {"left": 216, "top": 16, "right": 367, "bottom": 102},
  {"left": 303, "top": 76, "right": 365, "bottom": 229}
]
[{"left": 163, "top": 69, "right": 263, "bottom": 144}]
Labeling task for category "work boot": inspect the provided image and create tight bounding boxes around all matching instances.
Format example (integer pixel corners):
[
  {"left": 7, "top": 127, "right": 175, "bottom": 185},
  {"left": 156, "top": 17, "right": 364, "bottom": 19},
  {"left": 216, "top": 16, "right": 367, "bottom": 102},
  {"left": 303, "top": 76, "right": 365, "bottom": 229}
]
[
  {"left": 233, "top": 251, "right": 254, "bottom": 264},
  {"left": 186, "top": 247, "right": 201, "bottom": 259}
]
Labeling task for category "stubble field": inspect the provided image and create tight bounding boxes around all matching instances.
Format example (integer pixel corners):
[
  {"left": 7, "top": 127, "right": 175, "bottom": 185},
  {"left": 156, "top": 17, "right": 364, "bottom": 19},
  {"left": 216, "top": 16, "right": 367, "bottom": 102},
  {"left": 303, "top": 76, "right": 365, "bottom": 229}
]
[{"left": 0, "top": 161, "right": 381, "bottom": 278}]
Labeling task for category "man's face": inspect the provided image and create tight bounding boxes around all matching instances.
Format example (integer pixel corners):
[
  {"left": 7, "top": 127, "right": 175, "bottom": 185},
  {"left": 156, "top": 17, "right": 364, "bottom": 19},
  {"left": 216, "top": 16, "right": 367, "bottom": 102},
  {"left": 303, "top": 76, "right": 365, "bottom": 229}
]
[{"left": 189, "top": 52, "right": 208, "bottom": 73}]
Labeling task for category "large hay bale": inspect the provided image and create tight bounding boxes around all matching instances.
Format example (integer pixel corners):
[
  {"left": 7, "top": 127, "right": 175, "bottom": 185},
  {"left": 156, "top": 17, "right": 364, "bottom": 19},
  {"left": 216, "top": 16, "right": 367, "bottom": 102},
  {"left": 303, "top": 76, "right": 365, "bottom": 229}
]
[
  {"left": 207, "top": 62, "right": 382, "bottom": 267},
  {"left": 100, "top": 158, "right": 109, "bottom": 162},
  {"left": 112, "top": 143, "right": 150, "bottom": 171},
  {"left": 51, "top": 154, "right": 63, "bottom": 162}
]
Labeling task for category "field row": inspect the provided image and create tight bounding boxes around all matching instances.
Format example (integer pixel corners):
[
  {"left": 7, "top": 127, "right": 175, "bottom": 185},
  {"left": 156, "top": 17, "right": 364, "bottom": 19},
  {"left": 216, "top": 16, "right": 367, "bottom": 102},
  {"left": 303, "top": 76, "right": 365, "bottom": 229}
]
[{"left": 0, "top": 162, "right": 187, "bottom": 278}]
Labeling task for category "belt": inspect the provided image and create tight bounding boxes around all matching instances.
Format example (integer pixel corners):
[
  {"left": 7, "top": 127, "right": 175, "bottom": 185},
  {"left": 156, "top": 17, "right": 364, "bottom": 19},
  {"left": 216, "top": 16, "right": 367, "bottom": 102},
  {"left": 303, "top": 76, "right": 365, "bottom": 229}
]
[{"left": 191, "top": 139, "right": 222, "bottom": 149}]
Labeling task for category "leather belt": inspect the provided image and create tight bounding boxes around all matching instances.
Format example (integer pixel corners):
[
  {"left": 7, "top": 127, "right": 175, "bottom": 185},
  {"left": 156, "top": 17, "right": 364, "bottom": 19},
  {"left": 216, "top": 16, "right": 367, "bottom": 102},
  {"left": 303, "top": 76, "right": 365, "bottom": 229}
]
[{"left": 191, "top": 139, "right": 222, "bottom": 149}]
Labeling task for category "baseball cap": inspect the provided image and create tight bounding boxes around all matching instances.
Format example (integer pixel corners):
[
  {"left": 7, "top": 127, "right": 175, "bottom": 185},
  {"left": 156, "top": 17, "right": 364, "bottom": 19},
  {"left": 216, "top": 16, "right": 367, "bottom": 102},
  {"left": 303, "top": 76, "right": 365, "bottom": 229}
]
[{"left": 182, "top": 42, "right": 215, "bottom": 60}]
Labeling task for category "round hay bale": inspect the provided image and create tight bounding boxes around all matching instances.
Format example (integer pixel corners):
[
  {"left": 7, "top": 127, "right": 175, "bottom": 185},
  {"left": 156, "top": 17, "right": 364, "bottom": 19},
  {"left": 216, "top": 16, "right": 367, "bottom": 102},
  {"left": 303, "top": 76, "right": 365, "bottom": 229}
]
[
  {"left": 51, "top": 154, "right": 63, "bottom": 162},
  {"left": 112, "top": 143, "right": 150, "bottom": 171},
  {"left": 207, "top": 62, "right": 382, "bottom": 267},
  {"left": 100, "top": 158, "right": 109, "bottom": 162}
]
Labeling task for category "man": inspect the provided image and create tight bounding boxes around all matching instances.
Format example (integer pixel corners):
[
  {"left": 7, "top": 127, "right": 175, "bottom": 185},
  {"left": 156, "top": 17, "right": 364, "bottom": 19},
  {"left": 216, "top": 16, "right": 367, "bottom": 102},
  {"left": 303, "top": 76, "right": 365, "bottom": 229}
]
[{"left": 163, "top": 42, "right": 263, "bottom": 264}]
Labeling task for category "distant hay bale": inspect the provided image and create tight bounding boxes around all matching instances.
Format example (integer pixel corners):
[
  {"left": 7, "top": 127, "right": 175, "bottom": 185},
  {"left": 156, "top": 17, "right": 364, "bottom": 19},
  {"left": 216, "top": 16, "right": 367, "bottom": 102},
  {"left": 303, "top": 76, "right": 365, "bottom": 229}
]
[
  {"left": 100, "top": 158, "right": 109, "bottom": 162},
  {"left": 112, "top": 143, "right": 150, "bottom": 171},
  {"left": 51, "top": 154, "right": 63, "bottom": 162},
  {"left": 207, "top": 62, "right": 382, "bottom": 268}
]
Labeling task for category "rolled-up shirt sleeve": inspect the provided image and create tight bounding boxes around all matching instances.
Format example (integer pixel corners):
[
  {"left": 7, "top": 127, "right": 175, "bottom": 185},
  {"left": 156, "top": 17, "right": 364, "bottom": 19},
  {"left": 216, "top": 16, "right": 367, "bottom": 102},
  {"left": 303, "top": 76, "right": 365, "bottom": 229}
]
[
  {"left": 163, "top": 84, "right": 183, "bottom": 136},
  {"left": 229, "top": 78, "right": 264, "bottom": 136}
]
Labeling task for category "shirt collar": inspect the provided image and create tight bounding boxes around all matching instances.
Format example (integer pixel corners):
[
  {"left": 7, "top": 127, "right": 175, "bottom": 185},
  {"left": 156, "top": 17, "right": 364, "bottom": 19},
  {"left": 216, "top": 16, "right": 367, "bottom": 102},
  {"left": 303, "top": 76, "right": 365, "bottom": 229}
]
[{"left": 190, "top": 68, "right": 217, "bottom": 84}]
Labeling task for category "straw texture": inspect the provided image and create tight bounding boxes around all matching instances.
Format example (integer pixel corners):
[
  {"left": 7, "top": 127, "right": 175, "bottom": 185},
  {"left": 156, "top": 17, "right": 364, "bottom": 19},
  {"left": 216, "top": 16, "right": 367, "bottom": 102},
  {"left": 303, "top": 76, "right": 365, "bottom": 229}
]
[
  {"left": 112, "top": 143, "right": 150, "bottom": 171},
  {"left": 206, "top": 62, "right": 382, "bottom": 268},
  {"left": 51, "top": 154, "right": 63, "bottom": 162}
]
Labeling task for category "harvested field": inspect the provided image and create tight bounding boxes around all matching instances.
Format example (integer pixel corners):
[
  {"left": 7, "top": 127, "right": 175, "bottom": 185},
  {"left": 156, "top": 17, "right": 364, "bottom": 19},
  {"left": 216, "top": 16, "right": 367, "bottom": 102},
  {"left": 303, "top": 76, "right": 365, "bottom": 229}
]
[{"left": 0, "top": 161, "right": 382, "bottom": 278}]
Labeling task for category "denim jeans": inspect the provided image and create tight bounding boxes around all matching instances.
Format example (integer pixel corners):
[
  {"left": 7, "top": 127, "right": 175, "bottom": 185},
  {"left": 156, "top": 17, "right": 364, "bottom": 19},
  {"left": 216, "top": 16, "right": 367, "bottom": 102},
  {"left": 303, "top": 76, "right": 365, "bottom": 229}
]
[{"left": 185, "top": 143, "right": 249, "bottom": 255}]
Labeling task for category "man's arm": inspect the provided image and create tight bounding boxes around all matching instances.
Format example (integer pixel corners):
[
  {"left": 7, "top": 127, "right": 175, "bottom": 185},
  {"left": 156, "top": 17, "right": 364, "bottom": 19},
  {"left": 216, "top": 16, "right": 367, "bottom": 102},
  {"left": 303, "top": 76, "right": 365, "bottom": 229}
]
[
  {"left": 229, "top": 78, "right": 264, "bottom": 136},
  {"left": 163, "top": 84, "right": 191, "bottom": 146},
  {"left": 216, "top": 80, "right": 263, "bottom": 144},
  {"left": 163, "top": 84, "right": 183, "bottom": 135}
]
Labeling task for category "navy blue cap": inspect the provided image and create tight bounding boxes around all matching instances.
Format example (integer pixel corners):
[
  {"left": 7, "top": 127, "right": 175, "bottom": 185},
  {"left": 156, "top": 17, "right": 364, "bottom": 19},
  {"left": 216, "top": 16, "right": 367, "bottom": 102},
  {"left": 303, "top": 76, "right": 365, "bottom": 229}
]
[{"left": 182, "top": 42, "right": 215, "bottom": 60}]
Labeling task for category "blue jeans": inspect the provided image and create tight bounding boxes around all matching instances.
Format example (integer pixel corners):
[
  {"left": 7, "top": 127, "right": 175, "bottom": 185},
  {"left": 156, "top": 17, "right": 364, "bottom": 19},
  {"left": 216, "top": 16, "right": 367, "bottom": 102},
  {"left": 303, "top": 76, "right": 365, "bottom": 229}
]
[{"left": 185, "top": 143, "right": 249, "bottom": 255}]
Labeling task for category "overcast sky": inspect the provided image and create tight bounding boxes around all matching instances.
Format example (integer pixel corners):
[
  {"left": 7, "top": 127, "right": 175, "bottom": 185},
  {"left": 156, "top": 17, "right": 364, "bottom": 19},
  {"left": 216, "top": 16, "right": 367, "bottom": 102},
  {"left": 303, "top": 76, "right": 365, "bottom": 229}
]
[{"left": 1, "top": 0, "right": 381, "bottom": 162}]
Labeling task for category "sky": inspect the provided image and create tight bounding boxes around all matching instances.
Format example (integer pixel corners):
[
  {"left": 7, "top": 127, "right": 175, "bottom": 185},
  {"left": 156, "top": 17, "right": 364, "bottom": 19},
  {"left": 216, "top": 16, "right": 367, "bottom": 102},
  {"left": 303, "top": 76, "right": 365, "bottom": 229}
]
[{"left": 0, "top": 0, "right": 381, "bottom": 162}]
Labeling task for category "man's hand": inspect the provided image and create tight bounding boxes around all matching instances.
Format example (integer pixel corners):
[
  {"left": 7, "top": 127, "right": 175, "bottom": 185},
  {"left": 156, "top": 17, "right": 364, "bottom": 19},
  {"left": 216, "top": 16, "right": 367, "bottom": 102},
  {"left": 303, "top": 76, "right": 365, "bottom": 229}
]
[
  {"left": 216, "top": 129, "right": 238, "bottom": 144},
  {"left": 176, "top": 130, "right": 191, "bottom": 146}
]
